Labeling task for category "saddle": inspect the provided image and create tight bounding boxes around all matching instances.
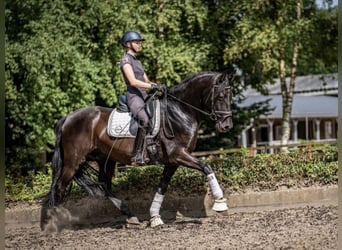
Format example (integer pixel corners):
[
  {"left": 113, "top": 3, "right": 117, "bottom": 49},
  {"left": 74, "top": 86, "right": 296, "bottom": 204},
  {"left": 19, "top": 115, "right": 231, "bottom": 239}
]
[{"left": 107, "top": 95, "right": 161, "bottom": 138}]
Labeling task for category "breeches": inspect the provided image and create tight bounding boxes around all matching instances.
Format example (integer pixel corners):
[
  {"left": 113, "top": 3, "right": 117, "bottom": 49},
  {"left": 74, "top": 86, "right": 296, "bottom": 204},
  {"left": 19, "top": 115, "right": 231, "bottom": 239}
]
[{"left": 127, "top": 95, "right": 149, "bottom": 127}]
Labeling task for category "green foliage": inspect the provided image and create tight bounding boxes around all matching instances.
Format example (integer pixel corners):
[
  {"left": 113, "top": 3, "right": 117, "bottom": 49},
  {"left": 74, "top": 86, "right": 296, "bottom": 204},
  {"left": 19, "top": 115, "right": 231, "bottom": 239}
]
[
  {"left": 211, "top": 145, "right": 338, "bottom": 192},
  {"left": 5, "top": 146, "right": 338, "bottom": 201},
  {"left": 222, "top": 0, "right": 337, "bottom": 86},
  {"left": 112, "top": 166, "right": 163, "bottom": 193},
  {"left": 5, "top": 167, "right": 52, "bottom": 202},
  {"left": 297, "top": 5, "right": 337, "bottom": 74},
  {"left": 110, "top": 166, "right": 206, "bottom": 196},
  {"left": 5, "top": 0, "right": 211, "bottom": 170}
]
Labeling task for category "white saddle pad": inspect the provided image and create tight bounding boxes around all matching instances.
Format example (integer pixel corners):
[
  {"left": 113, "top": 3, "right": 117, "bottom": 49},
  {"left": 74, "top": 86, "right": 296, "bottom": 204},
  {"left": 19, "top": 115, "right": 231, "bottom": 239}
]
[{"left": 107, "top": 100, "right": 160, "bottom": 138}]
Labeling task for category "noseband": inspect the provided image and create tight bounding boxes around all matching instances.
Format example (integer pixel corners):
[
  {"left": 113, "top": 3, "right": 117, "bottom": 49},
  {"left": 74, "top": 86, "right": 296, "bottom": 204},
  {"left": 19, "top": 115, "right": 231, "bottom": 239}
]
[{"left": 202, "top": 74, "right": 233, "bottom": 121}]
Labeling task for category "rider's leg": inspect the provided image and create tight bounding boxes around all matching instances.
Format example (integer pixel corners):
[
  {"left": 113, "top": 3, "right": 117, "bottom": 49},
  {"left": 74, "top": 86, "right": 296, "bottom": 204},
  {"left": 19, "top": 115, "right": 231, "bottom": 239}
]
[
  {"left": 131, "top": 107, "right": 150, "bottom": 165},
  {"left": 131, "top": 119, "right": 149, "bottom": 164},
  {"left": 127, "top": 96, "right": 150, "bottom": 165}
]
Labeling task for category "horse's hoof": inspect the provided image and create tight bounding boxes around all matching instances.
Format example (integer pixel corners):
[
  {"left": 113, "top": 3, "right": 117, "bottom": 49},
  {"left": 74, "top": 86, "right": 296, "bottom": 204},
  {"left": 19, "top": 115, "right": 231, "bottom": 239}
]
[
  {"left": 126, "top": 217, "right": 147, "bottom": 229},
  {"left": 212, "top": 198, "right": 228, "bottom": 212},
  {"left": 150, "top": 215, "right": 164, "bottom": 228},
  {"left": 126, "top": 216, "right": 140, "bottom": 225}
]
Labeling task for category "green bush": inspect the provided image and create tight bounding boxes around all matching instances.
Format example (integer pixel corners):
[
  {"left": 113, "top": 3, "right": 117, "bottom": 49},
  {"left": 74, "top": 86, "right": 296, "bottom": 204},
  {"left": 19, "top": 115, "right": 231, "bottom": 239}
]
[
  {"left": 5, "top": 167, "right": 52, "bottom": 202},
  {"left": 5, "top": 145, "right": 338, "bottom": 202},
  {"left": 211, "top": 145, "right": 338, "bottom": 192}
]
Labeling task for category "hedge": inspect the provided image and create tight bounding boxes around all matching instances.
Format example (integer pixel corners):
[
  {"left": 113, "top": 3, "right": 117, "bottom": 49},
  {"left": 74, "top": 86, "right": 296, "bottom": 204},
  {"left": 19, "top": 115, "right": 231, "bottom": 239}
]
[{"left": 5, "top": 144, "right": 338, "bottom": 202}]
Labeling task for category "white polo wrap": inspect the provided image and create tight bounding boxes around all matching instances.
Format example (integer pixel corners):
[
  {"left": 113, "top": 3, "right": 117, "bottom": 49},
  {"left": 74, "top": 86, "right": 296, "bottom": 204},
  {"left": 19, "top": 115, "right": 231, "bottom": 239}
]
[
  {"left": 207, "top": 173, "right": 223, "bottom": 199},
  {"left": 149, "top": 192, "right": 165, "bottom": 218}
]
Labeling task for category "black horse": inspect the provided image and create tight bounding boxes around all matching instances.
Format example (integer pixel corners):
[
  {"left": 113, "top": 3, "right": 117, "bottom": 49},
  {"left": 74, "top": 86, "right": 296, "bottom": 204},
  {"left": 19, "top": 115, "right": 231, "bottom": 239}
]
[{"left": 41, "top": 71, "right": 233, "bottom": 230}]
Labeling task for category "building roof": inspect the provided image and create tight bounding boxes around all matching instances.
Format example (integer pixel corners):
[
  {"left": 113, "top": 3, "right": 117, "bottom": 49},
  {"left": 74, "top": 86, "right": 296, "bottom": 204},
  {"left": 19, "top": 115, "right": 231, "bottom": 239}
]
[
  {"left": 243, "top": 73, "right": 338, "bottom": 96},
  {"left": 239, "top": 73, "right": 338, "bottom": 119},
  {"left": 240, "top": 95, "right": 338, "bottom": 119}
]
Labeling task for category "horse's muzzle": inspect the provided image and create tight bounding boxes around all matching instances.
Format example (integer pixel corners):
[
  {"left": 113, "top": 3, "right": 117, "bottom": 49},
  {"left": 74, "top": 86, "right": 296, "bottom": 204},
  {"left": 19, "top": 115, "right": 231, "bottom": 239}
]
[{"left": 216, "top": 117, "right": 233, "bottom": 133}]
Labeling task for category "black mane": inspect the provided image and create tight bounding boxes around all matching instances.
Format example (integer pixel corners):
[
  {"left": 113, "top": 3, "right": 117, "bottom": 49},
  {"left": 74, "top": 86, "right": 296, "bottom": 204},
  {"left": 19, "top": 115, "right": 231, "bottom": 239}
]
[{"left": 169, "top": 71, "right": 218, "bottom": 95}]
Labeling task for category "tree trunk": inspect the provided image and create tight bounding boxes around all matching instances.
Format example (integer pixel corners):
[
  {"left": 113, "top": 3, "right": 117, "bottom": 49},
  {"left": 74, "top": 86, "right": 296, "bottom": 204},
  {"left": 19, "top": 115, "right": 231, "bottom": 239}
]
[
  {"left": 280, "top": 0, "right": 301, "bottom": 152},
  {"left": 279, "top": 56, "right": 290, "bottom": 151}
]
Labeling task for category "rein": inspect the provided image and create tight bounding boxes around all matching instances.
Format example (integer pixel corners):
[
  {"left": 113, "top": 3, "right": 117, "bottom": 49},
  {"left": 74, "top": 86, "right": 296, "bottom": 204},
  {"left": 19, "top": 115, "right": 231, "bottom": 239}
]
[
  {"left": 166, "top": 93, "right": 216, "bottom": 120},
  {"left": 161, "top": 89, "right": 217, "bottom": 139}
]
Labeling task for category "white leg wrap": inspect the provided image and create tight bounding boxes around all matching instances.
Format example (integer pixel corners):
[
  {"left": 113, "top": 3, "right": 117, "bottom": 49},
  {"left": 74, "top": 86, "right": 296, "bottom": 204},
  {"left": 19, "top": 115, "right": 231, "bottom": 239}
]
[
  {"left": 207, "top": 173, "right": 223, "bottom": 200},
  {"left": 149, "top": 192, "right": 164, "bottom": 218},
  {"left": 108, "top": 196, "right": 122, "bottom": 210}
]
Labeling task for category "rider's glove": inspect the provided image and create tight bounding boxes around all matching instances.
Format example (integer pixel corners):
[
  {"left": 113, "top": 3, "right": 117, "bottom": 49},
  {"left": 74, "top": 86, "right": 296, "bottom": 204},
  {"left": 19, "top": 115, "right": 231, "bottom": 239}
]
[{"left": 151, "top": 83, "right": 167, "bottom": 95}]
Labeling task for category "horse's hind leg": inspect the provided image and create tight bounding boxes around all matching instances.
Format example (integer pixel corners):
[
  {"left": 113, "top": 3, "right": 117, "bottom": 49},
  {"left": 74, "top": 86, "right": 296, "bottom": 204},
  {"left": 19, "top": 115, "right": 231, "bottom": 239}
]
[
  {"left": 57, "top": 163, "right": 80, "bottom": 200},
  {"left": 41, "top": 162, "right": 80, "bottom": 233},
  {"left": 96, "top": 159, "right": 139, "bottom": 224},
  {"left": 98, "top": 159, "right": 116, "bottom": 194}
]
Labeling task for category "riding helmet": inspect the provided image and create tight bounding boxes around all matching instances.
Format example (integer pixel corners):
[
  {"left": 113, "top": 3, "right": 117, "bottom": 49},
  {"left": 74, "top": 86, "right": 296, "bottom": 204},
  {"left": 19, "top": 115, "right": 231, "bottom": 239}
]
[{"left": 121, "top": 31, "right": 145, "bottom": 47}]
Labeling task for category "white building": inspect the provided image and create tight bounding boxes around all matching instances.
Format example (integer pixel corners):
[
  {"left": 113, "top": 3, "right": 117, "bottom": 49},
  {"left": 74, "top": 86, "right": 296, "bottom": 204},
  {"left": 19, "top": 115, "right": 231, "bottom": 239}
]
[{"left": 238, "top": 73, "right": 338, "bottom": 152}]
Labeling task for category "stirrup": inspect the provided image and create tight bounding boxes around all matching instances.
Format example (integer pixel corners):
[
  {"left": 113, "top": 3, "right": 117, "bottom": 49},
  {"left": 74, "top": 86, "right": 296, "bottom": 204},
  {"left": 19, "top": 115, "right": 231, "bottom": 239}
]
[
  {"left": 131, "top": 154, "right": 149, "bottom": 166},
  {"left": 147, "top": 143, "right": 160, "bottom": 164}
]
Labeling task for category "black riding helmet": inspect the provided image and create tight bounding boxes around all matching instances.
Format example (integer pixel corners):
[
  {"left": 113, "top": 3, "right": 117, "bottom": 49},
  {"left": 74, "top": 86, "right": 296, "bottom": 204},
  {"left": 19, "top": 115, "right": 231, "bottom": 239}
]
[{"left": 121, "top": 31, "right": 145, "bottom": 47}]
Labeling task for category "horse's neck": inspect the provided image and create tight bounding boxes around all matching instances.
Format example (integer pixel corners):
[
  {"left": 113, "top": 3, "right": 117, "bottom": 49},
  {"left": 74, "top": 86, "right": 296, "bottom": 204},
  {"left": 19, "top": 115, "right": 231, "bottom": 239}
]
[
  {"left": 164, "top": 100, "right": 200, "bottom": 139},
  {"left": 166, "top": 82, "right": 212, "bottom": 127},
  {"left": 171, "top": 82, "right": 211, "bottom": 109}
]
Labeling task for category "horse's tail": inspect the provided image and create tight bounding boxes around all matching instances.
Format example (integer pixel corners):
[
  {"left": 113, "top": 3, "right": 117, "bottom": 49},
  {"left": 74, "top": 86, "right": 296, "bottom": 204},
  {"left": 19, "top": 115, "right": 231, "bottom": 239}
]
[
  {"left": 73, "top": 163, "right": 106, "bottom": 197},
  {"left": 49, "top": 116, "right": 67, "bottom": 206},
  {"left": 43, "top": 116, "right": 66, "bottom": 208},
  {"left": 41, "top": 116, "right": 67, "bottom": 230}
]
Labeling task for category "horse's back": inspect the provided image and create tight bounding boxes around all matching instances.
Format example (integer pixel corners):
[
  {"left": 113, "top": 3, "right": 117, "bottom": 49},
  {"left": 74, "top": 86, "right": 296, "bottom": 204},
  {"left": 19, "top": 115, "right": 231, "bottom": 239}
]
[
  {"left": 65, "top": 106, "right": 111, "bottom": 122},
  {"left": 61, "top": 106, "right": 113, "bottom": 138}
]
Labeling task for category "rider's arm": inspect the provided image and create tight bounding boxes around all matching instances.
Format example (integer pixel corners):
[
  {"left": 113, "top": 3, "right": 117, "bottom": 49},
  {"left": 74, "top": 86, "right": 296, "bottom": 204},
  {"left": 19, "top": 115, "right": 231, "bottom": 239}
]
[
  {"left": 122, "top": 64, "right": 154, "bottom": 89},
  {"left": 143, "top": 73, "right": 152, "bottom": 84}
]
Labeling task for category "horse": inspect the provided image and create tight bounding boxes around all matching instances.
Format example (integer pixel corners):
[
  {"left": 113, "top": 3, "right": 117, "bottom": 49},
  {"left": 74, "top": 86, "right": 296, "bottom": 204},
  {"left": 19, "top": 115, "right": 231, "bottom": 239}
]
[{"left": 40, "top": 71, "right": 233, "bottom": 231}]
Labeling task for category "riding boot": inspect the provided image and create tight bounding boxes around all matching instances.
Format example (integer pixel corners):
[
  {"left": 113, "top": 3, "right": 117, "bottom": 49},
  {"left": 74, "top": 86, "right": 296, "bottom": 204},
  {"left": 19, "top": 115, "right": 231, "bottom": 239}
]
[{"left": 131, "top": 126, "right": 149, "bottom": 165}]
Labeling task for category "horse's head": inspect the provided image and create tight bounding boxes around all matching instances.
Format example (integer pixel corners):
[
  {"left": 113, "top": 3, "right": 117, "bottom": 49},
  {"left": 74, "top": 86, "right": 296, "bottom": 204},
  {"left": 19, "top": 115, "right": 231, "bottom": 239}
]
[
  {"left": 167, "top": 71, "right": 233, "bottom": 133},
  {"left": 210, "top": 72, "right": 233, "bottom": 133}
]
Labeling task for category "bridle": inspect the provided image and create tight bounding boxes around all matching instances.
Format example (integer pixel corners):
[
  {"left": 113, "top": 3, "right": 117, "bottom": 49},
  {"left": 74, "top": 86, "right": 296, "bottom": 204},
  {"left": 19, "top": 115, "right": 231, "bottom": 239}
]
[{"left": 167, "top": 74, "right": 232, "bottom": 121}]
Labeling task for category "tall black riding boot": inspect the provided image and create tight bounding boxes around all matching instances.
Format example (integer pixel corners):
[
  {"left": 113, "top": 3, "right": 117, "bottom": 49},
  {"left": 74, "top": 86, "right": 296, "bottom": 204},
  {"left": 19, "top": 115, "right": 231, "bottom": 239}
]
[{"left": 131, "top": 126, "right": 148, "bottom": 165}]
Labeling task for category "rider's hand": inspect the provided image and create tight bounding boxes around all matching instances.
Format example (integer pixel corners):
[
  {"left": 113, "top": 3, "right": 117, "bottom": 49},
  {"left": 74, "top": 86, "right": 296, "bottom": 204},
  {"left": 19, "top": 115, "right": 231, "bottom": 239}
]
[{"left": 151, "top": 83, "right": 167, "bottom": 94}]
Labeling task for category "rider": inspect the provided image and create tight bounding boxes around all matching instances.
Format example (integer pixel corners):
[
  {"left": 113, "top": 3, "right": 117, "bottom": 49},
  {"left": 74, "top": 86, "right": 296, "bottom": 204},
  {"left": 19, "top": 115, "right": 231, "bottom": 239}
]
[{"left": 120, "top": 30, "right": 165, "bottom": 165}]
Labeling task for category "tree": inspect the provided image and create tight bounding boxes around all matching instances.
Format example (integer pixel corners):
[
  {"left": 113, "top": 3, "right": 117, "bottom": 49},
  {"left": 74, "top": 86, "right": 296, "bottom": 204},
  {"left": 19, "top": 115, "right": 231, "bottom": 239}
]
[
  {"left": 6, "top": 0, "right": 118, "bottom": 172},
  {"left": 222, "top": 0, "right": 336, "bottom": 149},
  {"left": 5, "top": 0, "right": 211, "bottom": 171},
  {"left": 297, "top": 4, "right": 337, "bottom": 74}
]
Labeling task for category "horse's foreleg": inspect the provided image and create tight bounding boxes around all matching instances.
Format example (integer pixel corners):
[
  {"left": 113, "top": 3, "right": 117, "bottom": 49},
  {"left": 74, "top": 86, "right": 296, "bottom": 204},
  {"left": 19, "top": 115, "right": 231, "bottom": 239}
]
[
  {"left": 149, "top": 165, "right": 178, "bottom": 227},
  {"left": 174, "top": 151, "right": 228, "bottom": 212},
  {"left": 201, "top": 162, "right": 228, "bottom": 212}
]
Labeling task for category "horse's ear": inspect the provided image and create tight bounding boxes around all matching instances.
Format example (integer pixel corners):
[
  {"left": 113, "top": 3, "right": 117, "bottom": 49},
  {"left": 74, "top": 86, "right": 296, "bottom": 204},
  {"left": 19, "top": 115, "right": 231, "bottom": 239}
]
[
  {"left": 223, "top": 67, "right": 237, "bottom": 82},
  {"left": 219, "top": 71, "right": 233, "bottom": 83}
]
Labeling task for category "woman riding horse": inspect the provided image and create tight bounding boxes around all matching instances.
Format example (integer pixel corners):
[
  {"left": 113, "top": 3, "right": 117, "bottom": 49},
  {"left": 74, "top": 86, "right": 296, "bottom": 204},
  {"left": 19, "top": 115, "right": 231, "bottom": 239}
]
[
  {"left": 41, "top": 70, "right": 233, "bottom": 231},
  {"left": 120, "top": 30, "right": 166, "bottom": 165}
]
